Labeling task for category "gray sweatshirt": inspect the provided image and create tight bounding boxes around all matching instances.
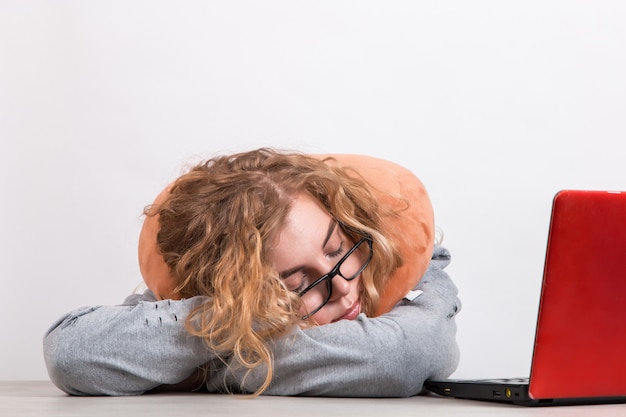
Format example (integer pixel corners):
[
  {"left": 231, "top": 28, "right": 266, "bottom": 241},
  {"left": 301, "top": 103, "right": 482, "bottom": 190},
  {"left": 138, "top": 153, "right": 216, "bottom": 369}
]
[{"left": 43, "top": 245, "right": 460, "bottom": 397}]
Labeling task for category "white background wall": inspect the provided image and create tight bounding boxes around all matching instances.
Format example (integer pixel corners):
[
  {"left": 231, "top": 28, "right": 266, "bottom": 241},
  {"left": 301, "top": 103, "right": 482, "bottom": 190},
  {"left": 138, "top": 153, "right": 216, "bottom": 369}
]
[{"left": 2, "top": 1, "right": 625, "bottom": 382}]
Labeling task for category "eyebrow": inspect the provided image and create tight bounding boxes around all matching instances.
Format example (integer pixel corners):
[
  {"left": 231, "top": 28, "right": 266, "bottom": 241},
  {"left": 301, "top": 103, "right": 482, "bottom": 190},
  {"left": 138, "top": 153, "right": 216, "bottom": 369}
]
[{"left": 279, "top": 220, "right": 337, "bottom": 279}]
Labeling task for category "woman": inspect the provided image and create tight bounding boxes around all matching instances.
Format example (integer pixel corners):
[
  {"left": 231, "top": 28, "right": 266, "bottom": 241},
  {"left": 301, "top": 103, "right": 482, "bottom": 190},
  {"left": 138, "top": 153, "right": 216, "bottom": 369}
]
[{"left": 43, "top": 148, "right": 460, "bottom": 396}]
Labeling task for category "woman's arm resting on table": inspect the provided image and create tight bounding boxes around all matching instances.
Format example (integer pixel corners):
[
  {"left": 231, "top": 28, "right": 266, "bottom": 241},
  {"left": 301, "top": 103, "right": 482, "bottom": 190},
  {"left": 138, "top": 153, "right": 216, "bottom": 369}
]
[
  {"left": 215, "top": 245, "right": 461, "bottom": 397},
  {"left": 43, "top": 246, "right": 460, "bottom": 397},
  {"left": 43, "top": 294, "right": 215, "bottom": 396}
]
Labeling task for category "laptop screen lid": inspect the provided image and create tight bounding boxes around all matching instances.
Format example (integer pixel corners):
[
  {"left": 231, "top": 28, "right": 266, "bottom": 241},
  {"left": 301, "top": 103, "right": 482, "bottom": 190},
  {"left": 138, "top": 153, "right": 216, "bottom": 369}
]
[{"left": 528, "top": 190, "right": 626, "bottom": 400}]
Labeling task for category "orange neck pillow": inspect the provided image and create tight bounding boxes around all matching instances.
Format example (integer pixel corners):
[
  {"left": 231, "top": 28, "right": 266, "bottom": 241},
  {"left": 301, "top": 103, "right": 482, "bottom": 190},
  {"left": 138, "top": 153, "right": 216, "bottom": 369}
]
[{"left": 138, "top": 154, "right": 434, "bottom": 316}]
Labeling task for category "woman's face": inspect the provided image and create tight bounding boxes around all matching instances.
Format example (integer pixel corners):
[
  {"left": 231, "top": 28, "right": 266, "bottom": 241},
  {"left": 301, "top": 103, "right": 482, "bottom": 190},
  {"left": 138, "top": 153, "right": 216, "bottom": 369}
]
[{"left": 269, "top": 193, "right": 364, "bottom": 325}]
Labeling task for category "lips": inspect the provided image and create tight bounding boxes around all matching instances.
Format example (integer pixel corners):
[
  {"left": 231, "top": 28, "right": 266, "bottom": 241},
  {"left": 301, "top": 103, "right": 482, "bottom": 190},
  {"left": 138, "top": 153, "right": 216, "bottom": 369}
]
[{"left": 336, "top": 299, "right": 361, "bottom": 321}]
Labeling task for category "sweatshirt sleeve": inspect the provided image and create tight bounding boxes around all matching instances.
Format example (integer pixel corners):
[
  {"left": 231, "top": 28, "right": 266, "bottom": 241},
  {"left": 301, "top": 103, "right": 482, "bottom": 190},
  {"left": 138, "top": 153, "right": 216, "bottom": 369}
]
[
  {"left": 214, "top": 245, "right": 461, "bottom": 397},
  {"left": 43, "top": 292, "right": 216, "bottom": 396}
]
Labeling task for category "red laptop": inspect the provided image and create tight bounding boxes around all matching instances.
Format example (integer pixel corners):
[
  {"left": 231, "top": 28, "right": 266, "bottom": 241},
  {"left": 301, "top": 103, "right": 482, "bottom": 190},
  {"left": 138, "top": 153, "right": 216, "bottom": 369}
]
[{"left": 425, "top": 190, "right": 626, "bottom": 406}]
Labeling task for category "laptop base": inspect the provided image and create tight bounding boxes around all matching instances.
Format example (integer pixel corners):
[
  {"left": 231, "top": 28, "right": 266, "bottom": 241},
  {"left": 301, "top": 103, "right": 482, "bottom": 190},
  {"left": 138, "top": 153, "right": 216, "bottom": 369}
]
[{"left": 425, "top": 379, "right": 626, "bottom": 407}]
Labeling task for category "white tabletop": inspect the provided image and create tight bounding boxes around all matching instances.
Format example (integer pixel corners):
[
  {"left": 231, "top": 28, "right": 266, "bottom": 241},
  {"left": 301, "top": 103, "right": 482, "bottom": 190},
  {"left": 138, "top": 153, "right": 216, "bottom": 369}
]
[{"left": 3, "top": 381, "right": 625, "bottom": 417}]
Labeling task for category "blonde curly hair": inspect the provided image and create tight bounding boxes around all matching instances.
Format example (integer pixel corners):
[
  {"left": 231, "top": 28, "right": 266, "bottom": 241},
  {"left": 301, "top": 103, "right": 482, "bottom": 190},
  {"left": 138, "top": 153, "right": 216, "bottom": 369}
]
[{"left": 145, "top": 148, "right": 402, "bottom": 395}]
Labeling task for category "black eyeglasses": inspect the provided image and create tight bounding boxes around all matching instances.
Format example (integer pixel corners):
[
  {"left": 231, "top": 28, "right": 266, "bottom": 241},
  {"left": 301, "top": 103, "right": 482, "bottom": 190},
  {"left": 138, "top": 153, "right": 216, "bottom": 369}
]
[{"left": 297, "top": 233, "right": 373, "bottom": 320}]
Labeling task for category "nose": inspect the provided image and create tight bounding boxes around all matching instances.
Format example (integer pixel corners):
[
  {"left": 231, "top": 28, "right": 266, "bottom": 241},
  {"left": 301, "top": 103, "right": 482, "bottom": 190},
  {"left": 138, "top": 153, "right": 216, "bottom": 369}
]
[{"left": 328, "top": 272, "right": 352, "bottom": 301}]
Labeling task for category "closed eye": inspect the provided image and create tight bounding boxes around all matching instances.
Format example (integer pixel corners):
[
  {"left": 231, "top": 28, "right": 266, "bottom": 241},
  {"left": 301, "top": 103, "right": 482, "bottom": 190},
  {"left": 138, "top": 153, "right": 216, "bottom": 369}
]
[
  {"left": 293, "top": 275, "right": 309, "bottom": 294},
  {"left": 282, "top": 271, "right": 310, "bottom": 294},
  {"left": 328, "top": 241, "right": 345, "bottom": 259}
]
